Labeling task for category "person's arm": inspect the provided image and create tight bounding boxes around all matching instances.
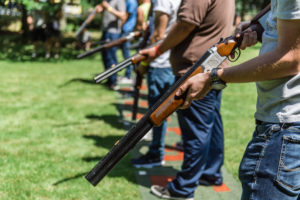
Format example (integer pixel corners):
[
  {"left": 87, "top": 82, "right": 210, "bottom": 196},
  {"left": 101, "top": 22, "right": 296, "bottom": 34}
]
[
  {"left": 136, "top": 10, "right": 170, "bottom": 75},
  {"left": 101, "top": 1, "right": 127, "bottom": 24},
  {"left": 140, "top": 20, "right": 196, "bottom": 62},
  {"left": 177, "top": 19, "right": 300, "bottom": 109},
  {"left": 150, "top": 11, "right": 169, "bottom": 43},
  {"left": 136, "top": 6, "right": 145, "bottom": 31}
]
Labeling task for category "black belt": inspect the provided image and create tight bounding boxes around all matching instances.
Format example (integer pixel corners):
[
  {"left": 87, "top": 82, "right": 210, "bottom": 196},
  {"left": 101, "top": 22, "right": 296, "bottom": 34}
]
[{"left": 255, "top": 119, "right": 296, "bottom": 129}]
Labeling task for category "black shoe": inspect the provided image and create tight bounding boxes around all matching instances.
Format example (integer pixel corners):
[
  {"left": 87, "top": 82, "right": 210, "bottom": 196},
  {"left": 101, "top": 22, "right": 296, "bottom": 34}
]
[
  {"left": 198, "top": 175, "right": 222, "bottom": 186},
  {"left": 151, "top": 185, "right": 194, "bottom": 200},
  {"left": 131, "top": 153, "right": 165, "bottom": 168}
]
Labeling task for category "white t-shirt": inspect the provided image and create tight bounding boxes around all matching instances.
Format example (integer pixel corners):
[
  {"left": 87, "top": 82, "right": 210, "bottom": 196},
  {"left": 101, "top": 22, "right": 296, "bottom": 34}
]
[{"left": 150, "top": 0, "right": 181, "bottom": 68}]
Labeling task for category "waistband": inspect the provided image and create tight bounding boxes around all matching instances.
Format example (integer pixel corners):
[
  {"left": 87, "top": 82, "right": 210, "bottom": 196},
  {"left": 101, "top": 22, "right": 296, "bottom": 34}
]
[{"left": 255, "top": 119, "right": 300, "bottom": 129}]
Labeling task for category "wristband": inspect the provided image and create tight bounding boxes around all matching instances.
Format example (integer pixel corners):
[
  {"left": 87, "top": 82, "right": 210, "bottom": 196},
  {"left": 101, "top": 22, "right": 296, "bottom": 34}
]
[
  {"left": 140, "top": 61, "right": 148, "bottom": 66},
  {"left": 154, "top": 45, "right": 163, "bottom": 56}
]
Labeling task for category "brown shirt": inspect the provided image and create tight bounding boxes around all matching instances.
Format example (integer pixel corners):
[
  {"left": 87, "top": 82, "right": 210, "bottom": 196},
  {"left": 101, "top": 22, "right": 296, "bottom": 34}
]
[{"left": 170, "top": 0, "right": 235, "bottom": 75}]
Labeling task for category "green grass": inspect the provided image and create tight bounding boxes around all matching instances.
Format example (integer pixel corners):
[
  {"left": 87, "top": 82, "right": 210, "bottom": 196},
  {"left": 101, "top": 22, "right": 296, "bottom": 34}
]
[
  {"left": 0, "top": 55, "right": 140, "bottom": 199},
  {"left": 0, "top": 33, "right": 261, "bottom": 199}
]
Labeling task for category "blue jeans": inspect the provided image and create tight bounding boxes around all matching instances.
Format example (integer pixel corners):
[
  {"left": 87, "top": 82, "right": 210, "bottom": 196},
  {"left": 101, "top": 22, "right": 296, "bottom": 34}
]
[
  {"left": 121, "top": 31, "right": 133, "bottom": 79},
  {"left": 101, "top": 31, "right": 120, "bottom": 86},
  {"left": 239, "top": 122, "right": 300, "bottom": 200},
  {"left": 168, "top": 89, "right": 224, "bottom": 198},
  {"left": 147, "top": 67, "right": 175, "bottom": 159}
]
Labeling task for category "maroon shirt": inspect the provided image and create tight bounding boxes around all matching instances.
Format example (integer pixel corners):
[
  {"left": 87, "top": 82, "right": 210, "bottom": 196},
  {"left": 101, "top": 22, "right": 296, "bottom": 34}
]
[{"left": 170, "top": 0, "right": 235, "bottom": 75}]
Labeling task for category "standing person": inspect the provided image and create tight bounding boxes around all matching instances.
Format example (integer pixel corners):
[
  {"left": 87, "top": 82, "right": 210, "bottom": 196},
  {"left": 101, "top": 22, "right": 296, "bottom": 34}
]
[
  {"left": 118, "top": 0, "right": 138, "bottom": 84},
  {"left": 98, "top": 0, "right": 127, "bottom": 90},
  {"left": 45, "top": 2, "right": 63, "bottom": 59},
  {"left": 174, "top": 0, "right": 300, "bottom": 199},
  {"left": 28, "top": 9, "right": 47, "bottom": 58},
  {"left": 131, "top": 0, "right": 181, "bottom": 168},
  {"left": 140, "top": 0, "right": 235, "bottom": 199},
  {"left": 135, "top": 0, "right": 151, "bottom": 32}
]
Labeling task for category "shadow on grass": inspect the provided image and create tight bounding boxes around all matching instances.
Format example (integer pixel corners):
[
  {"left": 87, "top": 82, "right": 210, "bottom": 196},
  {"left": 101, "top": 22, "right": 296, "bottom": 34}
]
[
  {"left": 86, "top": 114, "right": 125, "bottom": 130},
  {"left": 117, "top": 87, "right": 148, "bottom": 100},
  {"left": 83, "top": 134, "right": 122, "bottom": 151},
  {"left": 113, "top": 102, "right": 148, "bottom": 116},
  {"left": 52, "top": 172, "right": 88, "bottom": 186},
  {"left": 58, "top": 78, "right": 98, "bottom": 88}
]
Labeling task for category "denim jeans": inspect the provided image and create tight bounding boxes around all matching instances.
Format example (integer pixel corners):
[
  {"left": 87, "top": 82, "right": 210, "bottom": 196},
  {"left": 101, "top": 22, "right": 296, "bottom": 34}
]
[
  {"left": 239, "top": 122, "right": 300, "bottom": 200},
  {"left": 101, "top": 31, "right": 120, "bottom": 86},
  {"left": 168, "top": 89, "right": 224, "bottom": 198},
  {"left": 120, "top": 31, "right": 133, "bottom": 79},
  {"left": 147, "top": 67, "right": 175, "bottom": 159}
]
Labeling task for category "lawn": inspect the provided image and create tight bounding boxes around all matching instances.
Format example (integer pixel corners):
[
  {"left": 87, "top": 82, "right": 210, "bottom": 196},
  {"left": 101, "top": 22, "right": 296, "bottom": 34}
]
[{"left": 0, "top": 35, "right": 261, "bottom": 199}]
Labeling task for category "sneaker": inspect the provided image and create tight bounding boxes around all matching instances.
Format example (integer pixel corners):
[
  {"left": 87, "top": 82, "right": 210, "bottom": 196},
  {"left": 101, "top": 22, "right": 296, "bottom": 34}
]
[
  {"left": 151, "top": 185, "right": 194, "bottom": 200},
  {"left": 131, "top": 152, "right": 165, "bottom": 168},
  {"left": 108, "top": 84, "right": 120, "bottom": 91},
  {"left": 118, "top": 76, "right": 133, "bottom": 84},
  {"left": 198, "top": 175, "right": 223, "bottom": 186}
]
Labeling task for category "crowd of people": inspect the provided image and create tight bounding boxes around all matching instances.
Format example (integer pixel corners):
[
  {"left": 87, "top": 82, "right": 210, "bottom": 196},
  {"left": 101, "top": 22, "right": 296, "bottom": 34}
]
[
  {"left": 27, "top": 2, "right": 63, "bottom": 59},
  {"left": 27, "top": 0, "right": 300, "bottom": 199}
]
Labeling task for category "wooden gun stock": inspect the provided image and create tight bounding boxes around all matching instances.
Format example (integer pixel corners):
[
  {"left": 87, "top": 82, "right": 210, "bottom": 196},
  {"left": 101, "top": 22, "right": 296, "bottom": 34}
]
[{"left": 149, "top": 67, "right": 204, "bottom": 126}]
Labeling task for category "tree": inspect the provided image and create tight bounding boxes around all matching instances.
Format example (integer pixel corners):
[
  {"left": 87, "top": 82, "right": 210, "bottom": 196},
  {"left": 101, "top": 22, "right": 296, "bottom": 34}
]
[{"left": 236, "top": 0, "right": 269, "bottom": 20}]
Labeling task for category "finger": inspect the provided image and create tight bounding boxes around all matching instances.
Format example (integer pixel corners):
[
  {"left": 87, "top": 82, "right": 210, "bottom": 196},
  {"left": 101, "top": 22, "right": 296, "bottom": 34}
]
[
  {"left": 240, "top": 32, "right": 249, "bottom": 50},
  {"left": 139, "top": 49, "right": 146, "bottom": 54},
  {"left": 180, "top": 88, "right": 193, "bottom": 109},
  {"left": 235, "top": 24, "right": 243, "bottom": 36},
  {"left": 175, "top": 82, "right": 189, "bottom": 97},
  {"left": 249, "top": 31, "right": 257, "bottom": 46}
]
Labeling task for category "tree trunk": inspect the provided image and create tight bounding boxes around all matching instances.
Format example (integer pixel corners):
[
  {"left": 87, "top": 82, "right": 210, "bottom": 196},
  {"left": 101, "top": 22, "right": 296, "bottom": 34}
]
[{"left": 21, "top": 3, "right": 28, "bottom": 39}]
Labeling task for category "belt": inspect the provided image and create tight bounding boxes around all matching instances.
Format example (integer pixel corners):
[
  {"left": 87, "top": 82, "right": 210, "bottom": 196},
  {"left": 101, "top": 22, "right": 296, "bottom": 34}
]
[{"left": 255, "top": 119, "right": 297, "bottom": 129}]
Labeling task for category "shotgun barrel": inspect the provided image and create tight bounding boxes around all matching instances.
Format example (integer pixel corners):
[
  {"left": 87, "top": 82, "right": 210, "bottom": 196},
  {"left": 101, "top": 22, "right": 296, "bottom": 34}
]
[{"left": 93, "top": 54, "right": 147, "bottom": 83}]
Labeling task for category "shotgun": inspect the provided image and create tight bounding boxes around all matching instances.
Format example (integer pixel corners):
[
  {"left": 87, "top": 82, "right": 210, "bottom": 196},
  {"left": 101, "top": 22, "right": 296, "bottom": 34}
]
[
  {"left": 131, "top": 69, "right": 144, "bottom": 120},
  {"left": 76, "top": 8, "right": 97, "bottom": 38},
  {"left": 85, "top": 5, "right": 270, "bottom": 186},
  {"left": 77, "top": 31, "right": 142, "bottom": 59},
  {"left": 131, "top": 21, "right": 152, "bottom": 120}
]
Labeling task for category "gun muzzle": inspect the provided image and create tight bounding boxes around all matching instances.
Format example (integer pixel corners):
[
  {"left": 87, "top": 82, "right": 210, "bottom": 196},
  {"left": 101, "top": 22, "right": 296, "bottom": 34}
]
[{"left": 94, "top": 58, "right": 132, "bottom": 83}]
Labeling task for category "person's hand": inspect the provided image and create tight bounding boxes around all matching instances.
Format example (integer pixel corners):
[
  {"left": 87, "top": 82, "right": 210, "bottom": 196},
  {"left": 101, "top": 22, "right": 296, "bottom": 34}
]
[
  {"left": 175, "top": 72, "right": 211, "bottom": 109},
  {"left": 235, "top": 21, "right": 258, "bottom": 50},
  {"left": 95, "top": 5, "right": 103, "bottom": 13},
  {"left": 101, "top": 1, "right": 110, "bottom": 10},
  {"left": 139, "top": 45, "right": 162, "bottom": 63}
]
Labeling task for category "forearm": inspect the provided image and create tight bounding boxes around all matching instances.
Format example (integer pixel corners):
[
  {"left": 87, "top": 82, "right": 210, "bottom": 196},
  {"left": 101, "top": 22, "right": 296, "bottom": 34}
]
[
  {"left": 157, "top": 20, "right": 195, "bottom": 53},
  {"left": 151, "top": 11, "right": 168, "bottom": 43},
  {"left": 108, "top": 8, "right": 127, "bottom": 23},
  {"left": 220, "top": 48, "right": 300, "bottom": 83},
  {"left": 220, "top": 19, "right": 300, "bottom": 83}
]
